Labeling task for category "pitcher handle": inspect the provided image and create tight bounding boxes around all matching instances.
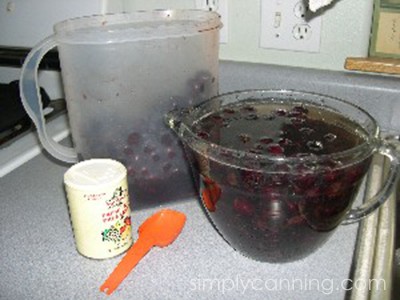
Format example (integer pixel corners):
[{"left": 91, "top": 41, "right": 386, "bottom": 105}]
[
  {"left": 342, "top": 142, "right": 399, "bottom": 224},
  {"left": 19, "top": 36, "right": 78, "bottom": 163}
]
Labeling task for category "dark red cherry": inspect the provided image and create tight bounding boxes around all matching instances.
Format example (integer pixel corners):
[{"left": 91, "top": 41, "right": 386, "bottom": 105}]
[
  {"left": 275, "top": 108, "right": 287, "bottom": 116},
  {"left": 233, "top": 197, "right": 255, "bottom": 216},
  {"left": 267, "top": 144, "right": 284, "bottom": 155},
  {"left": 223, "top": 108, "right": 236, "bottom": 114},
  {"left": 127, "top": 132, "right": 141, "bottom": 145},
  {"left": 197, "top": 131, "right": 210, "bottom": 140}
]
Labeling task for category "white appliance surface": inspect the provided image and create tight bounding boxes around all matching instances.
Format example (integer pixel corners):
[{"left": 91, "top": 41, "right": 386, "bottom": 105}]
[
  {"left": 0, "top": 114, "right": 69, "bottom": 177},
  {"left": 0, "top": 0, "right": 105, "bottom": 176}
]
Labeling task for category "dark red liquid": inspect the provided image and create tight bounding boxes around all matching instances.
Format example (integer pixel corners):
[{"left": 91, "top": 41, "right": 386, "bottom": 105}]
[{"left": 189, "top": 100, "right": 371, "bottom": 262}]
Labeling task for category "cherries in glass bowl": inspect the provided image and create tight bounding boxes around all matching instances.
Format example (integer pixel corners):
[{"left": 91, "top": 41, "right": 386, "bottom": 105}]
[{"left": 166, "top": 90, "right": 400, "bottom": 262}]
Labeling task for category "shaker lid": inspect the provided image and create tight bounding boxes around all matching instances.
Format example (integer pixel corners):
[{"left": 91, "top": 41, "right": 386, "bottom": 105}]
[{"left": 64, "top": 158, "right": 127, "bottom": 190}]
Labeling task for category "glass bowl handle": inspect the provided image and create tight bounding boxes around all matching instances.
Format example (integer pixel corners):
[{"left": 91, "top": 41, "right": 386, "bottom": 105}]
[{"left": 343, "top": 142, "right": 399, "bottom": 225}]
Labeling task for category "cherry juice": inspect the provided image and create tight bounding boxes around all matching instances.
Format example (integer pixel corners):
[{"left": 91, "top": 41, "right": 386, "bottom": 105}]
[{"left": 189, "top": 99, "right": 371, "bottom": 262}]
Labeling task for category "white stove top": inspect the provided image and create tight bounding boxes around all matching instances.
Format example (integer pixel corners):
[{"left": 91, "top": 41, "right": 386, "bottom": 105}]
[{"left": 0, "top": 113, "right": 69, "bottom": 177}]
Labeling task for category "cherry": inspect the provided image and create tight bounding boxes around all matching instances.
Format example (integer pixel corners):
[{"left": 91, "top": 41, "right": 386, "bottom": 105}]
[
  {"left": 324, "top": 181, "right": 344, "bottom": 198},
  {"left": 305, "top": 187, "right": 322, "bottom": 198},
  {"left": 223, "top": 108, "right": 236, "bottom": 114},
  {"left": 292, "top": 105, "right": 308, "bottom": 114},
  {"left": 123, "top": 147, "right": 134, "bottom": 156},
  {"left": 162, "top": 163, "right": 172, "bottom": 173},
  {"left": 278, "top": 138, "right": 293, "bottom": 147},
  {"left": 143, "top": 145, "right": 154, "bottom": 154},
  {"left": 233, "top": 197, "right": 255, "bottom": 216},
  {"left": 226, "top": 172, "right": 238, "bottom": 186},
  {"left": 291, "top": 117, "right": 306, "bottom": 126},
  {"left": 292, "top": 168, "right": 317, "bottom": 191},
  {"left": 167, "top": 149, "right": 176, "bottom": 159},
  {"left": 287, "top": 215, "right": 305, "bottom": 226},
  {"left": 197, "top": 131, "right": 210, "bottom": 140},
  {"left": 346, "top": 165, "right": 366, "bottom": 184},
  {"left": 275, "top": 108, "right": 287, "bottom": 116},
  {"left": 211, "top": 114, "right": 224, "bottom": 124},
  {"left": 262, "top": 186, "right": 285, "bottom": 202},
  {"left": 127, "top": 132, "right": 141, "bottom": 145},
  {"left": 241, "top": 105, "right": 256, "bottom": 113},
  {"left": 323, "top": 169, "right": 340, "bottom": 183},
  {"left": 241, "top": 170, "right": 265, "bottom": 191},
  {"left": 285, "top": 199, "right": 299, "bottom": 214},
  {"left": 267, "top": 144, "right": 284, "bottom": 155},
  {"left": 324, "top": 133, "right": 337, "bottom": 142}
]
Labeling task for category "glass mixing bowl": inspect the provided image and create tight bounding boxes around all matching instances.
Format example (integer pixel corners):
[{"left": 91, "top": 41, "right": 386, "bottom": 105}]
[{"left": 166, "top": 90, "right": 399, "bottom": 262}]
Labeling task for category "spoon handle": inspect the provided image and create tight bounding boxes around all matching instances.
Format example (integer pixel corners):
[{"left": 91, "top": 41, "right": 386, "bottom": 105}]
[{"left": 100, "top": 237, "right": 154, "bottom": 295}]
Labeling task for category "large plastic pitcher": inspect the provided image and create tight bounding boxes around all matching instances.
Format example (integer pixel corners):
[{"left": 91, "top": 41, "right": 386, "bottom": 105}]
[{"left": 20, "top": 10, "right": 222, "bottom": 208}]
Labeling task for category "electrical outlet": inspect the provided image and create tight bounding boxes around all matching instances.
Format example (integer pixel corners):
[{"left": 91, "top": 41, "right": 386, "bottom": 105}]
[
  {"left": 293, "top": 24, "right": 312, "bottom": 40},
  {"left": 293, "top": 1, "right": 307, "bottom": 19},
  {"left": 260, "top": 0, "right": 322, "bottom": 52},
  {"left": 196, "top": 0, "right": 228, "bottom": 43}
]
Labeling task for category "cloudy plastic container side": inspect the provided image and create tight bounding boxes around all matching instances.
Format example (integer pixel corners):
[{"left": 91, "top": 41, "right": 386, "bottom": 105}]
[{"left": 20, "top": 10, "right": 222, "bottom": 208}]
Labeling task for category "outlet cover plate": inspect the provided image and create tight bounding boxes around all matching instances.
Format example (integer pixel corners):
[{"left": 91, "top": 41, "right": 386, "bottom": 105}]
[{"left": 260, "top": 0, "right": 322, "bottom": 52}]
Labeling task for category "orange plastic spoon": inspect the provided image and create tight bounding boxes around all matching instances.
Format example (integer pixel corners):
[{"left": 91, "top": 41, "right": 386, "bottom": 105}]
[{"left": 100, "top": 209, "right": 186, "bottom": 295}]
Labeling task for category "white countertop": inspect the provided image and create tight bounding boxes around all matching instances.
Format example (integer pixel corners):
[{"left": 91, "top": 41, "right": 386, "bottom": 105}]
[{"left": 0, "top": 149, "right": 361, "bottom": 299}]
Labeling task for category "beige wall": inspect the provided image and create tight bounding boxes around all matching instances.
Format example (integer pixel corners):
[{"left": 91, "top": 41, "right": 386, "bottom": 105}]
[{"left": 106, "top": 0, "right": 375, "bottom": 71}]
